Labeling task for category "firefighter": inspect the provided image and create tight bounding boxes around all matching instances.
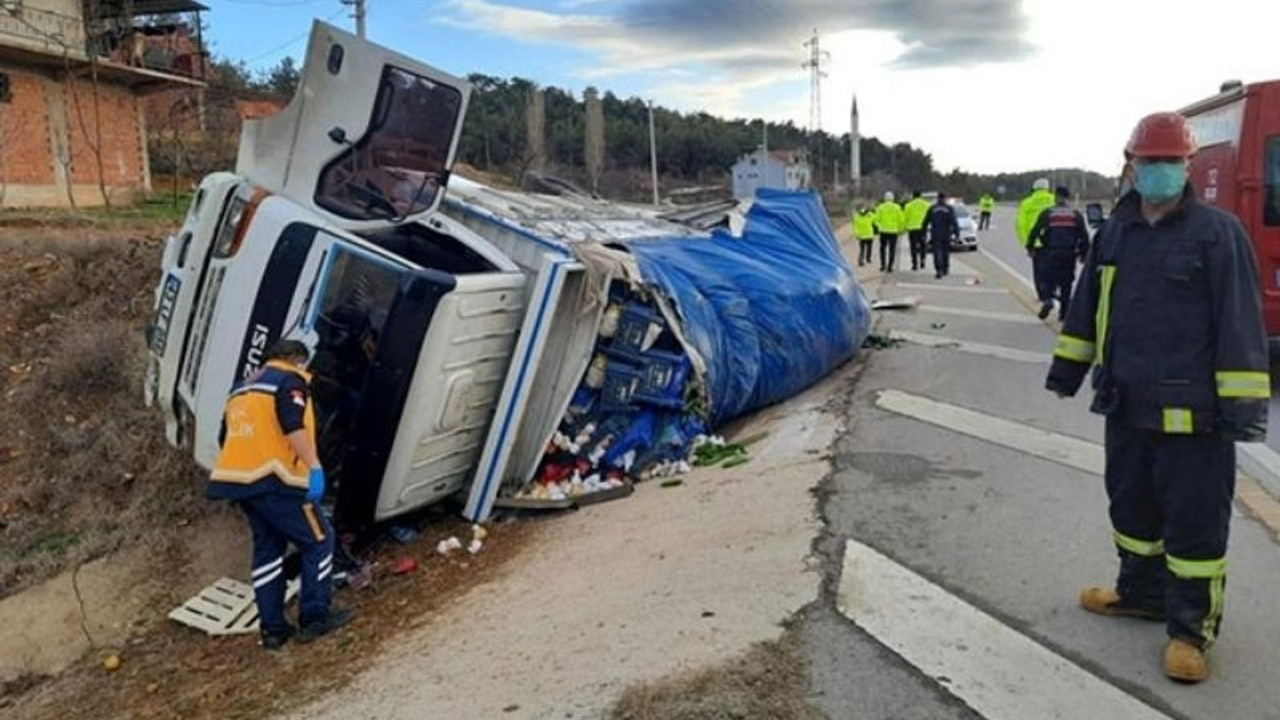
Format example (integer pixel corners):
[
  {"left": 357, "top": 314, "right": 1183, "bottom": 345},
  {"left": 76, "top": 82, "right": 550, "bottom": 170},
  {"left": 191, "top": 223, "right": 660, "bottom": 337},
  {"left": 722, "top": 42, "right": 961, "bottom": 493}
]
[
  {"left": 208, "top": 339, "right": 354, "bottom": 650},
  {"left": 978, "top": 192, "right": 996, "bottom": 230},
  {"left": 1026, "top": 186, "right": 1090, "bottom": 320},
  {"left": 923, "top": 191, "right": 960, "bottom": 279},
  {"left": 852, "top": 204, "right": 878, "bottom": 267},
  {"left": 874, "top": 191, "right": 905, "bottom": 273},
  {"left": 903, "top": 190, "right": 932, "bottom": 272},
  {"left": 1045, "top": 112, "right": 1269, "bottom": 684},
  {"left": 1018, "top": 178, "right": 1058, "bottom": 311}
]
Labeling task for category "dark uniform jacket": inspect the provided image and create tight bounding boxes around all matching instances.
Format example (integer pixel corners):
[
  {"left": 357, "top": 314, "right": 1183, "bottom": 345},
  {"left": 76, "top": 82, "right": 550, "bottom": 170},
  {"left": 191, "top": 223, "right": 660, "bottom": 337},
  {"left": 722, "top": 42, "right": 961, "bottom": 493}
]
[
  {"left": 1046, "top": 187, "right": 1269, "bottom": 439},
  {"left": 1028, "top": 203, "right": 1090, "bottom": 258},
  {"left": 923, "top": 202, "right": 959, "bottom": 245}
]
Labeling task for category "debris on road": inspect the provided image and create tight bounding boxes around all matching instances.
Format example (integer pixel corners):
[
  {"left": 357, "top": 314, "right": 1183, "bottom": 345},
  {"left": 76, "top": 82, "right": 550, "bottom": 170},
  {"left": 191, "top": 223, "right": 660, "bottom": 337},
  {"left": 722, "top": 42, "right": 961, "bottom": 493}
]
[
  {"left": 871, "top": 296, "right": 922, "bottom": 311},
  {"left": 436, "top": 537, "right": 464, "bottom": 556},
  {"left": 390, "top": 557, "right": 418, "bottom": 575},
  {"left": 862, "top": 333, "right": 902, "bottom": 350}
]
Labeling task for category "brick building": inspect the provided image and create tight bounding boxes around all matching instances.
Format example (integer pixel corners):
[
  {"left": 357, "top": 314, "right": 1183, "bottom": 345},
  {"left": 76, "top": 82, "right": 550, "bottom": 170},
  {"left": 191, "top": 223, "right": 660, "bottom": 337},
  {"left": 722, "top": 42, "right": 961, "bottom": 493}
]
[{"left": 0, "top": 0, "right": 206, "bottom": 207}]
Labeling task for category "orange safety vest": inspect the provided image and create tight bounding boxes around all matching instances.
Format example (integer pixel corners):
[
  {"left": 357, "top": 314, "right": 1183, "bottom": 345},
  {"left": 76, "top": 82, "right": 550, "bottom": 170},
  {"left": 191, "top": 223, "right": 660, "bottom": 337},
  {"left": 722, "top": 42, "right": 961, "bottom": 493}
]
[{"left": 209, "top": 361, "right": 316, "bottom": 497}]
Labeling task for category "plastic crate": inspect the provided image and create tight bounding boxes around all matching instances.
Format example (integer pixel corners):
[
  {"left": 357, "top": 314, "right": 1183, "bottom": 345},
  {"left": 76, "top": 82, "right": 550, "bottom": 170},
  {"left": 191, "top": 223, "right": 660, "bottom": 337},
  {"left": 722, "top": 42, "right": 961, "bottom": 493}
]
[
  {"left": 633, "top": 350, "right": 690, "bottom": 409},
  {"left": 599, "top": 362, "right": 642, "bottom": 413},
  {"left": 606, "top": 302, "right": 664, "bottom": 359}
]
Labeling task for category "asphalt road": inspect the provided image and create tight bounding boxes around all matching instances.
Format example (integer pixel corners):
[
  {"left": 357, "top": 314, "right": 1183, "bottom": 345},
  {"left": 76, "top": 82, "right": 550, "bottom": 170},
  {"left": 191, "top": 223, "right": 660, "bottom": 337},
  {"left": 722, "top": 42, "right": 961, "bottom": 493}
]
[{"left": 804, "top": 210, "right": 1280, "bottom": 720}]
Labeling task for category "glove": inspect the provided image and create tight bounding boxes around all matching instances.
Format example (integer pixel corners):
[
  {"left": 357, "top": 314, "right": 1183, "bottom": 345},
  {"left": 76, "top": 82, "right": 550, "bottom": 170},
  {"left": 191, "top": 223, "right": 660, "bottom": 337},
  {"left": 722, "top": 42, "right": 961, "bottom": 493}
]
[{"left": 306, "top": 467, "right": 325, "bottom": 503}]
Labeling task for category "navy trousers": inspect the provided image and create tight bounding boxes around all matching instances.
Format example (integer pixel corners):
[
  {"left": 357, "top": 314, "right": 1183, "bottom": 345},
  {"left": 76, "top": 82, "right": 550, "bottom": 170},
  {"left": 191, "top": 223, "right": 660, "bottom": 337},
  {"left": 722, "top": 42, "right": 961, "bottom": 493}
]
[
  {"left": 239, "top": 492, "right": 335, "bottom": 636},
  {"left": 931, "top": 237, "right": 951, "bottom": 277},
  {"left": 1104, "top": 419, "right": 1235, "bottom": 648}
]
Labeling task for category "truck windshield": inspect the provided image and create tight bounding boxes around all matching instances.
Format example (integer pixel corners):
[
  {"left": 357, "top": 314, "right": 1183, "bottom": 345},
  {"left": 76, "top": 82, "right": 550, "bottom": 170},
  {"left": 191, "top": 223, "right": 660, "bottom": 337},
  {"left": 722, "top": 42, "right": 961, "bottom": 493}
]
[
  {"left": 316, "top": 65, "right": 463, "bottom": 221},
  {"left": 308, "top": 247, "right": 404, "bottom": 472},
  {"left": 1266, "top": 136, "right": 1280, "bottom": 227}
]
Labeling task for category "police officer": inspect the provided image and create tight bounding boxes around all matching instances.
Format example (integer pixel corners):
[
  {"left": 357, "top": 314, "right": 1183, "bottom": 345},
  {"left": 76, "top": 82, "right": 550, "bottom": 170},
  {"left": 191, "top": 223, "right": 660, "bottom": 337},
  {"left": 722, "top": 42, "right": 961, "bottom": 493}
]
[
  {"left": 874, "top": 191, "right": 905, "bottom": 273},
  {"left": 978, "top": 192, "right": 996, "bottom": 230},
  {"left": 852, "top": 204, "right": 877, "bottom": 267},
  {"left": 922, "top": 191, "right": 960, "bottom": 279},
  {"left": 1027, "top": 186, "right": 1090, "bottom": 320},
  {"left": 208, "top": 339, "right": 354, "bottom": 650},
  {"left": 1046, "top": 112, "right": 1268, "bottom": 683},
  {"left": 903, "top": 190, "right": 931, "bottom": 272},
  {"left": 1018, "top": 178, "right": 1057, "bottom": 297}
]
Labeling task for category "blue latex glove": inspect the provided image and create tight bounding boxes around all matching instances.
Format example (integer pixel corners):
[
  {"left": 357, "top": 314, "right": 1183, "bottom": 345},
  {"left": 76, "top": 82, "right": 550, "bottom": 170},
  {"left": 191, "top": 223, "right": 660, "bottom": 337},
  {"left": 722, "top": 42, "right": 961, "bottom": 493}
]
[{"left": 306, "top": 467, "right": 325, "bottom": 503}]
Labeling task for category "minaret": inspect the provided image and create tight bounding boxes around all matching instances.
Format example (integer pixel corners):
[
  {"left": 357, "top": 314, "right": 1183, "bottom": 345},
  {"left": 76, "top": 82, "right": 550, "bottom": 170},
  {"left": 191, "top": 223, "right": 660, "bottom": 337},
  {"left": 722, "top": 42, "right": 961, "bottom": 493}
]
[{"left": 849, "top": 94, "right": 861, "bottom": 190}]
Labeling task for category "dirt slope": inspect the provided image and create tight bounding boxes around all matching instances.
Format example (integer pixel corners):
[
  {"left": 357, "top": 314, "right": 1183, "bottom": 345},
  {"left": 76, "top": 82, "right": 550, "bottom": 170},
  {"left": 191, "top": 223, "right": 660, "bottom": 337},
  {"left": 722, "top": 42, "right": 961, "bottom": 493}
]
[{"left": 0, "top": 232, "right": 206, "bottom": 598}]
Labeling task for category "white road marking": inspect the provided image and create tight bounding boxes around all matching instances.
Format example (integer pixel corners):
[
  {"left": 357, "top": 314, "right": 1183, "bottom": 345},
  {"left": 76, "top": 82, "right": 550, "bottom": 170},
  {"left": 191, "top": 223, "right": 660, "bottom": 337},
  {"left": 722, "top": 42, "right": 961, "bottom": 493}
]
[
  {"left": 891, "top": 282, "right": 1009, "bottom": 296},
  {"left": 875, "top": 390, "right": 1247, "bottom": 518},
  {"left": 979, "top": 246, "right": 1037, "bottom": 293},
  {"left": 1238, "top": 443, "right": 1280, "bottom": 501},
  {"left": 889, "top": 330, "right": 1049, "bottom": 364},
  {"left": 875, "top": 389, "right": 1103, "bottom": 474},
  {"left": 838, "top": 540, "right": 1176, "bottom": 720},
  {"left": 918, "top": 304, "right": 1043, "bottom": 326}
]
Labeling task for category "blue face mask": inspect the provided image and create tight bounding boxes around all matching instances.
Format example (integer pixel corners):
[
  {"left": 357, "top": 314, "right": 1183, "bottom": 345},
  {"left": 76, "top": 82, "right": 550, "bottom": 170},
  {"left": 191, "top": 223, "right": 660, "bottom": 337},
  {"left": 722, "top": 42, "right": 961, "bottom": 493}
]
[{"left": 1134, "top": 162, "right": 1187, "bottom": 203}]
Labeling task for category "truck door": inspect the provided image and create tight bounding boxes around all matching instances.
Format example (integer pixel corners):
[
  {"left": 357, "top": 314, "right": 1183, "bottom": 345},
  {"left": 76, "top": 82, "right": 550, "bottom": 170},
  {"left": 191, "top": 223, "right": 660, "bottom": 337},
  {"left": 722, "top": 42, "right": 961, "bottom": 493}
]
[{"left": 237, "top": 20, "right": 470, "bottom": 231}]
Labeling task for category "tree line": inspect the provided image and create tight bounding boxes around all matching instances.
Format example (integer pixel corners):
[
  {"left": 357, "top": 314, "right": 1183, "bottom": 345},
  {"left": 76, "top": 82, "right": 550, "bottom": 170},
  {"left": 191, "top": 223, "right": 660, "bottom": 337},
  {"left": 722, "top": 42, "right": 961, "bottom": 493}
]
[
  {"left": 455, "top": 74, "right": 1115, "bottom": 203},
  {"left": 171, "top": 54, "right": 1115, "bottom": 204}
]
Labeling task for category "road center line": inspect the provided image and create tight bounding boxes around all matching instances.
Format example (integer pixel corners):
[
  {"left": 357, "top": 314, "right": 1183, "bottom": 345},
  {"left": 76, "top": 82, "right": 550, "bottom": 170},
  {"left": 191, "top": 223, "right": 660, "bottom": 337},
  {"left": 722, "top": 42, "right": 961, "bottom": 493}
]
[
  {"left": 918, "top": 305, "right": 1043, "bottom": 326},
  {"left": 875, "top": 389, "right": 1251, "bottom": 521},
  {"left": 891, "top": 282, "right": 1009, "bottom": 295},
  {"left": 875, "top": 389, "right": 1104, "bottom": 474},
  {"left": 837, "top": 539, "right": 1176, "bottom": 720},
  {"left": 889, "top": 330, "right": 1049, "bottom": 364},
  {"left": 978, "top": 246, "right": 1037, "bottom": 293}
]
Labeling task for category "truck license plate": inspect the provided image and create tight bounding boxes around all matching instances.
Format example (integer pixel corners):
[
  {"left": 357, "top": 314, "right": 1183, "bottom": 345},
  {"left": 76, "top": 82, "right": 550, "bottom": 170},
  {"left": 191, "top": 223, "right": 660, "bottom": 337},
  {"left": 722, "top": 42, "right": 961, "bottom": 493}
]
[{"left": 150, "top": 274, "right": 182, "bottom": 355}]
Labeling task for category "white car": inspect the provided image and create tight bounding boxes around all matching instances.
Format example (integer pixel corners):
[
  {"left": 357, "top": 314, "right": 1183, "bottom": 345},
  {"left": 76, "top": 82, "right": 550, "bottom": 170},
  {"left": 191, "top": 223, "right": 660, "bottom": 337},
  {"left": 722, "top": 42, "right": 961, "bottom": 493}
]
[{"left": 949, "top": 202, "right": 980, "bottom": 251}]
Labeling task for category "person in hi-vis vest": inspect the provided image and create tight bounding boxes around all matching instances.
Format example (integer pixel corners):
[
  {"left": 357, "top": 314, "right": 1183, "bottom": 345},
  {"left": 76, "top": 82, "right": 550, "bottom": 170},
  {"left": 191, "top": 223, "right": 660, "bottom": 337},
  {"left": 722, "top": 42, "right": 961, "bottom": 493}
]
[{"left": 208, "top": 339, "right": 353, "bottom": 650}]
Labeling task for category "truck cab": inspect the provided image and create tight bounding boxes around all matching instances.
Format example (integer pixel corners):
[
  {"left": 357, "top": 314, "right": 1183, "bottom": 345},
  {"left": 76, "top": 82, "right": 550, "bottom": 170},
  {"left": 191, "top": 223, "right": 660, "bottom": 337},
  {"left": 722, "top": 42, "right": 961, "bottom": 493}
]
[
  {"left": 1181, "top": 80, "right": 1280, "bottom": 344},
  {"left": 145, "top": 21, "right": 531, "bottom": 532}
]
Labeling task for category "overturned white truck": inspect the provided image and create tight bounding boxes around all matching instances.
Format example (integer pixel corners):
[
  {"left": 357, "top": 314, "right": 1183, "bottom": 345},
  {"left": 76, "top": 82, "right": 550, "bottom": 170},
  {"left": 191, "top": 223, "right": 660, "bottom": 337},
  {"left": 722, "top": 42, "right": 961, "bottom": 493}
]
[{"left": 145, "top": 21, "right": 870, "bottom": 535}]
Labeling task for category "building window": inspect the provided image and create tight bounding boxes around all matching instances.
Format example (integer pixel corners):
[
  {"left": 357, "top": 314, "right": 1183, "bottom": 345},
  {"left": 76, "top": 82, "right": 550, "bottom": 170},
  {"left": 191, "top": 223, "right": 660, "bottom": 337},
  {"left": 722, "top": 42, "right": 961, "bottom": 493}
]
[
  {"left": 1266, "top": 136, "right": 1280, "bottom": 227},
  {"left": 0, "top": 74, "right": 11, "bottom": 104}
]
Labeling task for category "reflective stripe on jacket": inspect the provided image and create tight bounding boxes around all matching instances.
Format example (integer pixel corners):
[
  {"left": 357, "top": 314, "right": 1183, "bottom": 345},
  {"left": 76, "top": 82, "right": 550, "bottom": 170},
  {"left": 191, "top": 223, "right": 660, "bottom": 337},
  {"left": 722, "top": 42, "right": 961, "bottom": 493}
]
[
  {"left": 1027, "top": 203, "right": 1090, "bottom": 256},
  {"left": 1045, "top": 187, "right": 1269, "bottom": 438},
  {"left": 209, "top": 361, "right": 316, "bottom": 499}
]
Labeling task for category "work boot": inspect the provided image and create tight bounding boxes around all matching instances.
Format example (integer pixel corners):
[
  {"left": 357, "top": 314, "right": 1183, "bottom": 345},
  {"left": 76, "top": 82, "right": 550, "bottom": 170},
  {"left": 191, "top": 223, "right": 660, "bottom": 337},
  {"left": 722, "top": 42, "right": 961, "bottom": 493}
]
[
  {"left": 260, "top": 625, "right": 295, "bottom": 651},
  {"left": 1164, "top": 638, "right": 1209, "bottom": 683},
  {"left": 1079, "top": 587, "right": 1165, "bottom": 620},
  {"left": 296, "top": 607, "right": 355, "bottom": 644},
  {"left": 1038, "top": 301, "right": 1053, "bottom": 320}
]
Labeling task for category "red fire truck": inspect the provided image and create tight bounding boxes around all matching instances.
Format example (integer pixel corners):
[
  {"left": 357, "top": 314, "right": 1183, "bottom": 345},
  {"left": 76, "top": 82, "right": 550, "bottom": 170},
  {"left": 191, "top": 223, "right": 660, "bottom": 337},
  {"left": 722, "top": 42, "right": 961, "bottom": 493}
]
[{"left": 1180, "top": 80, "right": 1280, "bottom": 343}]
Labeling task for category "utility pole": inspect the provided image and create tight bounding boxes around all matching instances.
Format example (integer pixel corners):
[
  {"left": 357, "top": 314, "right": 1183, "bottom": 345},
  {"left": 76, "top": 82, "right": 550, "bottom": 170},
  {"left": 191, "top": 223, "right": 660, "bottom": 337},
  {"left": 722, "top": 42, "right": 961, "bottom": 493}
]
[
  {"left": 801, "top": 29, "right": 829, "bottom": 192},
  {"left": 648, "top": 100, "right": 659, "bottom": 207},
  {"left": 342, "top": 0, "right": 367, "bottom": 38},
  {"left": 801, "top": 29, "right": 829, "bottom": 133}
]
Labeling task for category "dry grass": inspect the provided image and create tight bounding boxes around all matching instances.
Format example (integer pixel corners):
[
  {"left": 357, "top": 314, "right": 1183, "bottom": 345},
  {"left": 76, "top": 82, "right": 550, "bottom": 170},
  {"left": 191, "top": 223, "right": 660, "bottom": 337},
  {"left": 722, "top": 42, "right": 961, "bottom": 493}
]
[
  {"left": 610, "top": 633, "right": 825, "bottom": 720},
  {"left": 0, "top": 234, "right": 207, "bottom": 598}
]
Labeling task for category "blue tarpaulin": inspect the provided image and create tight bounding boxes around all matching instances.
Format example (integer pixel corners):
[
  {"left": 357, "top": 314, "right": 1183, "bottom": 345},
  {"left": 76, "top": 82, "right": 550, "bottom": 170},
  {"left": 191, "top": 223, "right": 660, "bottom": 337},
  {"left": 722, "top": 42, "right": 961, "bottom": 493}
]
[{"left": 627, "top": 189, "right": 872, "bottom": 426}]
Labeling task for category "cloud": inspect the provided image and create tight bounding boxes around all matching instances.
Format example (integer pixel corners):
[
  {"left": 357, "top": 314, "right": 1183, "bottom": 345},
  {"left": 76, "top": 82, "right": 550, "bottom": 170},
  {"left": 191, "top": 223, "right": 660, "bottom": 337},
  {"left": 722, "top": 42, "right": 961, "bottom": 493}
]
[
  {"left": 447, "top": 0, "right": 1033, "bottom": 73},
  {"left": 441, "top": 0, "right": 1033, "bottom": 123}
]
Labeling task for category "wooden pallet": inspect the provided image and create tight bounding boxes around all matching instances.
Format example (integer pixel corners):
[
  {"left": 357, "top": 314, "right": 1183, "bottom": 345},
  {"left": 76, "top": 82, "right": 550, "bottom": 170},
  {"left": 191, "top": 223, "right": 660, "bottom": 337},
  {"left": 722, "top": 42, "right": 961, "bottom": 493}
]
[{"left": 168, "top": 576, "right": 300, "bottom": 636}]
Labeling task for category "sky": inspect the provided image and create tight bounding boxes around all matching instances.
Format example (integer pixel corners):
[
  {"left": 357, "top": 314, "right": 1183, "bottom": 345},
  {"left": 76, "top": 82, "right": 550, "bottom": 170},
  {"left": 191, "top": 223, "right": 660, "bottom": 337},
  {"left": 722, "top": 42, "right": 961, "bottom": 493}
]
[{"left": 207, "top": 0, "right": 1280, "bottom": 175}]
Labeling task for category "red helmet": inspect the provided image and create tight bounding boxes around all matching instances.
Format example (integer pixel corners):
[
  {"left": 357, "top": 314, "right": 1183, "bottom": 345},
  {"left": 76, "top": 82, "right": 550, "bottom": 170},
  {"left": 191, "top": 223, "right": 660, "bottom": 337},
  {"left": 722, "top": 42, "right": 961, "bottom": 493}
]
[{"left": 1125, "top": 112, "right": 1197, "bottom": 158}]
